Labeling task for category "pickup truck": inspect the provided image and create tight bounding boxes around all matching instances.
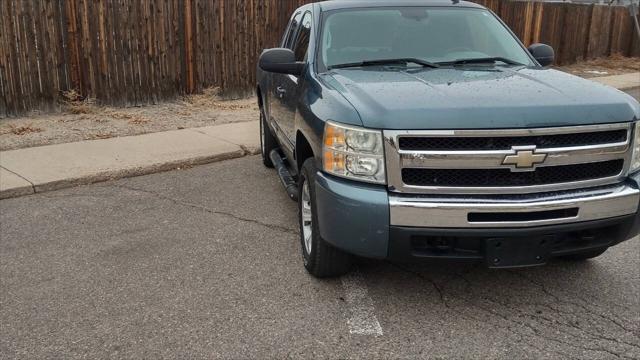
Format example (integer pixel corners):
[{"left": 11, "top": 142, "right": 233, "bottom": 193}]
[{"left": 256, "top": 0, "right": 640, "bottom": 277}]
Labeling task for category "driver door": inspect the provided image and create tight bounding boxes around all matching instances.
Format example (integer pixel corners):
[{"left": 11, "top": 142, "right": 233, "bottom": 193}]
[{"left": 272, "top": 11, "right": 312, "bottom": 159}]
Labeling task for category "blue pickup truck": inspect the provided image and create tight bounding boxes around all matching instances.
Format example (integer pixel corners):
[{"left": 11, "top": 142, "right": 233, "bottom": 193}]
[{"left": 256, "top": 0, "right": 640, "bottom": 277}]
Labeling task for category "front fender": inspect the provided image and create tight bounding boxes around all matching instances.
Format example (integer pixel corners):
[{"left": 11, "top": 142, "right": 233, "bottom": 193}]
[{"left": 294, "top": 71, "right": 362, "bottom": 168}]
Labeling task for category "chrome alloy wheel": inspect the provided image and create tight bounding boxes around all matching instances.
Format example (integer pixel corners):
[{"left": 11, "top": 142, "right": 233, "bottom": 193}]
[{"left": 301, "top": 179, "right": 313, "bottom": 255}]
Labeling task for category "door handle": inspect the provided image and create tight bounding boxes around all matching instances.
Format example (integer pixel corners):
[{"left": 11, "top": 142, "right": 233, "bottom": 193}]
[{"left": 276, "top": 86, "right": 286, "bottom": 98}]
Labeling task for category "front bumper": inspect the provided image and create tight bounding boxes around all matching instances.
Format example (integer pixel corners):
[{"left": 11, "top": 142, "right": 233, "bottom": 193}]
[
  {"left": 389, "top": 184, "right": 639, "bottom": 228},
  {"left": 388, "top": 215, "right": 638, "bottom": 266},
  {"left": 314, "top": 171, "right": 640, "bottom": 262}
]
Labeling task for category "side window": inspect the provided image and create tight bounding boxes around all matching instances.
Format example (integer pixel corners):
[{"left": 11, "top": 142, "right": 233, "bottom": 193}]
[
  {"left": 283, "top": 12, "right": 302, "bottom": 48},
  {"left": 292, "top": 12, "right": 312, "bottom": 62}
]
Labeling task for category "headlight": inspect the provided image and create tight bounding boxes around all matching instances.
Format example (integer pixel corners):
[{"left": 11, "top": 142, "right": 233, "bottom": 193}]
[
  {"left": 323, "top": 121, "right": 386, "bottom": 184},
  {"left": 631, "top": 122, "right": 640, "bottom": 173}
]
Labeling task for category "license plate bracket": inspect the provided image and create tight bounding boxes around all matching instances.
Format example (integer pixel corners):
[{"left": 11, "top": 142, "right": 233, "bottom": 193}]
[{"left": 485, "top": 235, "right": 554, "bottom": 268}]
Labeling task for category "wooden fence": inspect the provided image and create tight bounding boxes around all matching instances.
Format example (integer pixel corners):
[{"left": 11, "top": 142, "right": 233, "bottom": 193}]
[
  {"left": 0, "top": 0, "right": 312, "bottom": 117},
  {"left": 476, "top": 0, "right": 640, "bottom": 64},
  {"left": 1, "top": 0, "right": 639, "bottom": 118}
]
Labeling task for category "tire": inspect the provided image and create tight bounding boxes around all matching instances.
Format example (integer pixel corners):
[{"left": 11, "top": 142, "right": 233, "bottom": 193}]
[
  {"left": 298, "top": 158, "right": 351, "bottom": 278},
  {"left": 260, "top": 107, "right": 277, "bottom": 168},
  {"left": 561, "top": 248, "right": 607, "bottom": 261}
]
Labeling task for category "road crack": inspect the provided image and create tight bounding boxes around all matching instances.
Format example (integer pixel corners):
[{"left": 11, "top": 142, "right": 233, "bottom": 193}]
[
  {"left": 400, "top": 269, "right": 575, "bottom": 359},
  {"left": 1, "top": 165, "right": 36, "bottom": 194},
  {"left": 481, "top": 295, "right": 636, "bottom": 359},
  {"left": 387, "top": 264, "right": 637, "bottom": 358},
  {"left": 110, "top": 184, "right": 298, "bottom": 235},
  {"left": 387, "top": 262, "right": 450, "bottom": 309},
  {"left": 507, "top": 270, "right": 637, "bottom": 335}
]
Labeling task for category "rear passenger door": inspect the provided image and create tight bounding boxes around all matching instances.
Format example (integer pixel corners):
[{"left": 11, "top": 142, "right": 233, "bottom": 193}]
[{"left": 273, "top": 11, "right": 312, "bottom": 157}]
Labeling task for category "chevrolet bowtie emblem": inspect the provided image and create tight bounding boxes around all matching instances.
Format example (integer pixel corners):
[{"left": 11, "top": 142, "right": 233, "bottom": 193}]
[{"left": 502, "top": 146, "right": 548, "bottom": 171}]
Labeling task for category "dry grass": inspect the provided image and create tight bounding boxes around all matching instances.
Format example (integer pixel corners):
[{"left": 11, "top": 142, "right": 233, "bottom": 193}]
[
  {"left": 127, "top": 117, "right": 151, "bottom": 125},
  {"left": 578, "top": 54, "right": 640, "bottom": 71},
  {"left": 1, "top": 87, "right": 258, "bottom": 151},
  {"left": 105, "top": 110, "right": 151, "bottom": 125},
  {"left": 61, "top": 89, "right": 99, "bottom": 114},
  {"left": 0, "top": 124, "right": 43, "bottom": 136},
  {"left": 184, "top": 87, "right": 254, "bottom": 110},
  {"left": 558, "top": 55, "right": 640, "bottom": 77},
  {"left": 184, "top": 87, "right": 222, "bottom": 107},
  {"left": 87, "top": 133, "right": 115, "bottom": 140}
]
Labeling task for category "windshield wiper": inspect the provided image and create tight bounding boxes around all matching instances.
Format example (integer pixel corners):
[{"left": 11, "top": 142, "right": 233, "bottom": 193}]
[
  {"left": 328, "top": 58, "right": 440, "bottom": 70},
  {"left": 438, "top": 57, "right": 526, "bottom": 66}
]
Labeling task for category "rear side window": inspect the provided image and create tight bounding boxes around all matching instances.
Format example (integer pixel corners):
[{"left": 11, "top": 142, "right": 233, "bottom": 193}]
[
  {"left": 292, "top": 12, "right": 312, "bottom": 61},
  {"left": 283, "top": 12, "right": 302, "bottom": 48}
]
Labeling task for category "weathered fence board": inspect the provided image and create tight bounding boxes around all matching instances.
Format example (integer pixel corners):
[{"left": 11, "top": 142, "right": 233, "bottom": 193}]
[{"left": 0, "top": 0, "right": 639, "bottom": 117}]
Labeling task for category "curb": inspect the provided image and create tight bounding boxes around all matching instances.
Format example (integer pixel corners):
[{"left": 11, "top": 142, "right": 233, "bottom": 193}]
[
  {"left": 0, "top": 185, "right": 35, "bottom": 199},
  {"left": 0, "top": 147, "right": 259, "bottom": 201},
  {"left": 0, "top": 121, "right": 261, "bottom": 200}
]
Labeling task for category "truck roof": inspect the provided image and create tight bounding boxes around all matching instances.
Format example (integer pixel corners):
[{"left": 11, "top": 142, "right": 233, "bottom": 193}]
[{"left": 317, "top": 0, "right": 486, "bottom": 12}]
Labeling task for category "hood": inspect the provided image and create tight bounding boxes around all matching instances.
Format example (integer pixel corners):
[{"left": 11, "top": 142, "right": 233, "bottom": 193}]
[{"left": 320, "top": 67, "right": 639, "bottom": 129}]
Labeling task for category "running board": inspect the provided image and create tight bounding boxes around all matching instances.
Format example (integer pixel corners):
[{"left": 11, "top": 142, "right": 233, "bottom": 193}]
[{"left": 269, "top": 149, "right": 299, "bottom": 202}]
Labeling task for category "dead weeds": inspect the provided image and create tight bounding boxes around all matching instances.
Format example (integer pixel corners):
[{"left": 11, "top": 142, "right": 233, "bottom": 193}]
[
  {"left": 579, "top": 54, "right": 640, "bottom": 71},
  {"left": 184, "top": 87, "right": 254, "bottom": 110},
  {"left": 558, "top": 54, "right": 640, "bottom": 77},
  {"left": 0, "top": 124, "right": 43, "bottom": 136},
  {"left": 105, "top": 110, "right": 151, "bottom": 125},
  {"left": 2, "top": 85, "right": 259, "bottom": 151},
  {"left": 87, "top": 133, "right": 115, "bottom": 140},
  {"left": 61, "top": 89, "right": 99, "bottom": 115}
]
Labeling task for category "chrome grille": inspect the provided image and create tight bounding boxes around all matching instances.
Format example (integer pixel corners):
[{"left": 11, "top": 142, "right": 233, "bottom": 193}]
[
  {"left": 401, "top": 160, "right": 624, "bottom": 187},
  {"left": 384, "top": 123, "right": 633, "bottom": 195},
  {"left": 398, "top": 129, "right": 628, "bottom": 151}
]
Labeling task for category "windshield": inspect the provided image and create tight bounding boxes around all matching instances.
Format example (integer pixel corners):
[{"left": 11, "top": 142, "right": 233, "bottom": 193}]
[{"left": 319, "top": 7, "right": 534, "bottom": 70}]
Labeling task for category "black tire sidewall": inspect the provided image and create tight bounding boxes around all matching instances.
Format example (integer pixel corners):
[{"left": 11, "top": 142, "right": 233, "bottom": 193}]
[
  {"left": 299, "top": 159, "right": 320, "bottom": 268},
  {"left": 260, "top": 109, "right": 268, "bottom": 161},
  {"left": 260, "top": 110, "right": 265, "bottom": 157},
  {"left": 260, "top": 107, "right": 276, "bottom": 167}
]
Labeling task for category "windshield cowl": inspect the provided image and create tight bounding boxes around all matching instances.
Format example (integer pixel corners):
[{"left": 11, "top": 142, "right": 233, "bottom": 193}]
[{"left": 327, "top": 58, "right": 440, "bottom": 70}]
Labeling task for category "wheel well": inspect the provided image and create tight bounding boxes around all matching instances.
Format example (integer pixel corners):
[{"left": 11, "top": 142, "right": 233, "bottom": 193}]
[{"left": 296, "top": 131, "right": 314, "bottom": 171}]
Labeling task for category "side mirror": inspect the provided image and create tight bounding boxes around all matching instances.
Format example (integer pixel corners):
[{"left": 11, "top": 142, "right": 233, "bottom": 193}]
[
  {"left": 528, "top": 43, "right": 555, "bottom": 67},
  {"left": 259, "top": 48, "right": 304, "bottom": 76}
]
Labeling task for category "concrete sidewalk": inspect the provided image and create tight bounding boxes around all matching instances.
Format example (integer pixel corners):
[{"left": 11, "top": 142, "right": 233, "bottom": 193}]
[
  {"left": 591, "top": 72, "right": 640, "bottom": 90},
  {"left": 1, "top": 72, "right": 639, "bottom": 200},
  {"left": 0, "top": 121, "right": 259, "bottom": 199}
]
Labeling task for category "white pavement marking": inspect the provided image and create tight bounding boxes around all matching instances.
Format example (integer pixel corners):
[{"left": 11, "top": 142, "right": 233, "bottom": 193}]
[{"left": 341, "top": 271, "right": 384, "bottom": 336}]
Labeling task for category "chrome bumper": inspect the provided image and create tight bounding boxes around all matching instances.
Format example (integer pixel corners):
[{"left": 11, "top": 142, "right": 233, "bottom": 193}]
[{"left": 389, "top": 183, "right": 639, "bottom": 228}]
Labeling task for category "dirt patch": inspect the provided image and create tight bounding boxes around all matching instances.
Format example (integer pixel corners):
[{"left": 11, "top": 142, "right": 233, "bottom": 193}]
[
  {"left": 0, "top": 87, "right": 259, "bottom": 151},
  {"left": 557, "top": 55, "right": 640, "bottom": 78}
]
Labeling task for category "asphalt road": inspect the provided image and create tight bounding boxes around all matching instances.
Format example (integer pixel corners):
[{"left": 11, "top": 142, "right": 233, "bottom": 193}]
[{"left": 1, "top": 156, "right": 639, "bottom": 359}]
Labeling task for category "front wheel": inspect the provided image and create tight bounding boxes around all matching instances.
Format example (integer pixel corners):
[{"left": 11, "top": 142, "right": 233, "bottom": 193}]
[{"left": 298, "top": 158, "right": 351, "bottom": 278}]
